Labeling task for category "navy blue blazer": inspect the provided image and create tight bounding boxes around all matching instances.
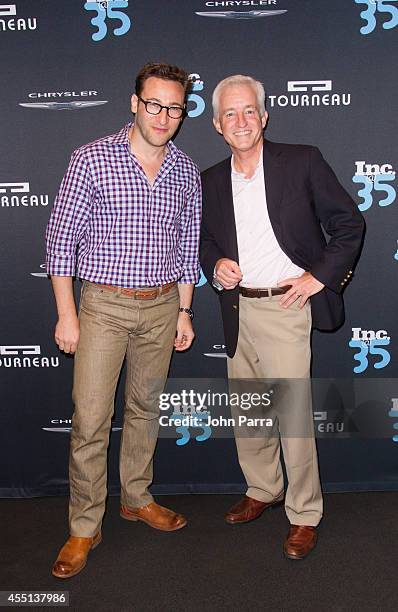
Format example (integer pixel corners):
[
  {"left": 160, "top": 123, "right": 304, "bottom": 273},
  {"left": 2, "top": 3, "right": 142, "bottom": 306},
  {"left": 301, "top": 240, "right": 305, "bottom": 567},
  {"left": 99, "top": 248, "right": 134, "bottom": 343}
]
[{"left": 200, "top": 140, "right": 365, "bottom": 358}]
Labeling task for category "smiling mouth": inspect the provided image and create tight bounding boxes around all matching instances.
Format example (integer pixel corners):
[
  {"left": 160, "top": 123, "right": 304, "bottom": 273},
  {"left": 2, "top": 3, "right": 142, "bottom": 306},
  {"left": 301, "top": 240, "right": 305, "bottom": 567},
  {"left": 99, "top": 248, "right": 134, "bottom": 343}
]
[{"left": 234, "top": 130, "right": 251, "bottom": 136}]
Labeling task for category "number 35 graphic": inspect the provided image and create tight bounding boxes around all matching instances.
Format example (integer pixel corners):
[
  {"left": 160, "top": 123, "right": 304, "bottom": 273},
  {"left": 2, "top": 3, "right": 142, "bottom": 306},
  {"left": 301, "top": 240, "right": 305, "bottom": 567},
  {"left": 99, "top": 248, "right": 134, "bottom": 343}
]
[
  {"left": 170, "top": 412, "right": 212, "bottom": 446},
  {"left": 352, "top": 174, "right": 396, "bottom": 212},
  {"left": 349, "top": 338, "right": 391, "bottom": 374},
  {"left": 355, "top": 0, "right": 398, "bottom": 35},
  {"left": 84, "top": 0, "right": 131, "bottom": 42},
  {"left": 187, "top": 75, "right": 206, "bottom": 118}
]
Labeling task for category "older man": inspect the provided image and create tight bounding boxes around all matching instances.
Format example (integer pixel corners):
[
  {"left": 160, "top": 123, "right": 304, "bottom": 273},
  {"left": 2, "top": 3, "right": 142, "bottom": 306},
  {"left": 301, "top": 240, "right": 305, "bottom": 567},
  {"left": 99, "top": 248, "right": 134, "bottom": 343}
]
[
  {"left": 200, "top": 75, "right": 364, "bottom": 559},
  {"left": 46, "top": 62, "right": 201, "bottom": 578}
]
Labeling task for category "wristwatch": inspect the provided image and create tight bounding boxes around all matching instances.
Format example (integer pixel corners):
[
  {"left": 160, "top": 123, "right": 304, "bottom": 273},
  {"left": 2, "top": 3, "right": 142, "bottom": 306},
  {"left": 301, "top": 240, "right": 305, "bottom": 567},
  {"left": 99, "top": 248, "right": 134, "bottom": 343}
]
[
  {"left": 212, "top": 267, "right": 223, "bottom": 291},
  {"left": 179, "top": 307, "right": 194, "bottom": 320}
]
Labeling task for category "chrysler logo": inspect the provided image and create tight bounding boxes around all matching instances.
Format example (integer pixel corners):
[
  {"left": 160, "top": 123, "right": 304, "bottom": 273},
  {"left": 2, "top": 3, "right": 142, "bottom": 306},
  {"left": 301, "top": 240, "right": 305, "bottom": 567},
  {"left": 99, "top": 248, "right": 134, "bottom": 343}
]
[
  {"left": 195, "top": 10, "right": 287, "bottom": 19},
  {"left": 42, "top": 426, "right": 122, "bottom": 433},
  {"left": 30, "top": 264, "right": 47, "bottom": 278},
  {"left": 19, "top": 101, "right": 108, "bottom": 110}
]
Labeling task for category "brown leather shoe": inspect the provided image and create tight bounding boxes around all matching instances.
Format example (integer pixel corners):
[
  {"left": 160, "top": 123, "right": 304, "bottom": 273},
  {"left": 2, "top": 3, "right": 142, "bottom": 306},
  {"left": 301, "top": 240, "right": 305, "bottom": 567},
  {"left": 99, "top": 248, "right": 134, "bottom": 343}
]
[
  {"left": 52, "top": 532, "right": 102, "bottom": 579},
  {"left": 120, "top": 502, "right": 187, "bottom": 531},
  {"left": 225, "top": 495, "right": 283, "bottom": 525},
  {"left": 283, "top": 525, "right": 317, "bottom": 560}
]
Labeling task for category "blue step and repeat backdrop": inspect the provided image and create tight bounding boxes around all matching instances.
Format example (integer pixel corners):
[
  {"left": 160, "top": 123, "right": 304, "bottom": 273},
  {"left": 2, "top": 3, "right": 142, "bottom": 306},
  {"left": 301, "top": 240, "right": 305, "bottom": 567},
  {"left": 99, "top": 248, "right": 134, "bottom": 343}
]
[{"left": 0, "top": 0, "right": 397, "bottom": 497}]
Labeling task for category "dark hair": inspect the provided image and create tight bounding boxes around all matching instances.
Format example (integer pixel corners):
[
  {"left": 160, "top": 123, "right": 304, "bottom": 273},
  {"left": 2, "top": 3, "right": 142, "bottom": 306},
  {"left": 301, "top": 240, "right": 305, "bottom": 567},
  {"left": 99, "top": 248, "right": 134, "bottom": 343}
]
[{"left": 135, "top": 62, "right": 190, "bottom": 98}]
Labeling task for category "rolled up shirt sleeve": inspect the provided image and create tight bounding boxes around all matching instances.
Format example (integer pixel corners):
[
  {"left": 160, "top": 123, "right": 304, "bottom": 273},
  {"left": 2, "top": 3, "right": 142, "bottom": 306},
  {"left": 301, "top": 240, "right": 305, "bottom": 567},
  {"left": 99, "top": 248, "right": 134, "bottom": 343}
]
[
  {"left": 45, "top": 149, "right": 93, "bottom": 276},
  {"left": 178, "top": 171, "right": 202, "bottom": 284}
]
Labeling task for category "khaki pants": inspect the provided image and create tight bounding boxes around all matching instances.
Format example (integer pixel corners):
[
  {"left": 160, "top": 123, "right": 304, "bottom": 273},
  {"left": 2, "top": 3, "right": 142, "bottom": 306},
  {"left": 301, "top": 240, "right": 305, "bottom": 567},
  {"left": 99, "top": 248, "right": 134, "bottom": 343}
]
[
  {"left": 227, "top": 295, "right": 323, "bottom": 527},
  {"left": 69, "top": 282, "right": 179, "bottom": 537}
]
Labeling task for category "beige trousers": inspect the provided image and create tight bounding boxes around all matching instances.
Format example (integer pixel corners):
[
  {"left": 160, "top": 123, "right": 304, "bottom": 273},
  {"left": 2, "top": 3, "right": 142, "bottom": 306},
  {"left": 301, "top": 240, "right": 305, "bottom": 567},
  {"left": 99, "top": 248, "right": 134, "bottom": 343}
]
[
  {"left": 227, "top": 295, "right": 323, "bottom": 527},
  {"left": 69, "top": 281, "right": 179, "bottom": 537}
]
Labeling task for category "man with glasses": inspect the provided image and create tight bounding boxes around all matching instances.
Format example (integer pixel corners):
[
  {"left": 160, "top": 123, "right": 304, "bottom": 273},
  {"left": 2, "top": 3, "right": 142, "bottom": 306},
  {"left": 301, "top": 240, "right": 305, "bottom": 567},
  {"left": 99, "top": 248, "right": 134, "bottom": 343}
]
[{"left": 46, "top": 62, "right": 201, "bottom": 578}]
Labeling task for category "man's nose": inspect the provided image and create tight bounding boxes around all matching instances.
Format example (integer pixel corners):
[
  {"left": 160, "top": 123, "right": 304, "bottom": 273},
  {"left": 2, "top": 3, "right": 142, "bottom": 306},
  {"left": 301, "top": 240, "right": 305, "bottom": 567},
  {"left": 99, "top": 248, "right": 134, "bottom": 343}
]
[
  {"left": 236, "top": 112, "right": 247, "bottom": 127},
  {"left": 158, "top": 107, "right": 169, "bottom": 124}
]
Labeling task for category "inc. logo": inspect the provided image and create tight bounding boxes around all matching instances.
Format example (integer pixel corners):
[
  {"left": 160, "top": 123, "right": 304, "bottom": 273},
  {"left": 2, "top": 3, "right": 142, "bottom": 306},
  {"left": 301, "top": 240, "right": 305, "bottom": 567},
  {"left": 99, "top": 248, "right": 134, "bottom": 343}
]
[
  {"left": 352, "top": 161, "right": 396, "bottom": 212},
  {"left": 349, "top": 328, "right": 391, "bottom": 374},
  {"left": 84, "top": 0, "right": 131, "bottom": 42}
]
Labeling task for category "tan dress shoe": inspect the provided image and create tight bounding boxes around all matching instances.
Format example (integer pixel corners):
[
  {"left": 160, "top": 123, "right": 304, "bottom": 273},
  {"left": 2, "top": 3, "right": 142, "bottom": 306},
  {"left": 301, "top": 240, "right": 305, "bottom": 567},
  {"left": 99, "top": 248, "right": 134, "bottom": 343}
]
[
  {"left": 225, "top": 495, "right": 283, "bottom": 524},
  {"left": 120, "top": 502, "right": 187, "bottom": 531},
  {"left": 283, "top": 525, "right": 317, "bottom": 560},
  {"left": 52, "top": 532, "right": 102, "bottom": 579}
]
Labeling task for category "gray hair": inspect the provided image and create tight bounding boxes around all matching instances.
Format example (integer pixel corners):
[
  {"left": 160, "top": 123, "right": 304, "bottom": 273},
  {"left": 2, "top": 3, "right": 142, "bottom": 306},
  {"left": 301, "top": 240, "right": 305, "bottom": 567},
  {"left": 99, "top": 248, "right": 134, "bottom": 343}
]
[{"left": 212, "top": 75, "right": 266, "bottom": 119}]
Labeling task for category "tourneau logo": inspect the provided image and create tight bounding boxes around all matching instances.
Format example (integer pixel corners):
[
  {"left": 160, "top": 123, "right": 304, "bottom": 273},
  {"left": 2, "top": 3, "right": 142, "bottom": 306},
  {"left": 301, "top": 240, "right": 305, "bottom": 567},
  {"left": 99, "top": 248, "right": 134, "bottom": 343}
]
[
  {"left": 19, "top": 90, "right": 108, "bottom": 111},
  {"left": 287, "top": 80, "right": 332, "bottom": 92},
  {"left": 0, "top": 181, "right": 28, "bottom": 193},
  {"left": 268, "top": 80, "right": 351, "bottom": 109},
  {"left": 313, "top": 411, "right": 345, "bottom": 435},
  {"left": 0, "top": 345, "right": 59, "bottom": 368},
  {"left": 0, "top": 182, "right": 48, "bottom": 207},
  {"left": 313, "top": 409, "right": 360, "bottom": 436},
  {"left": 0, "top": 3, "right": 37, "bottom": 31},
  {"left": 196, "top": 0, "right": 287, "bottom": 19}
]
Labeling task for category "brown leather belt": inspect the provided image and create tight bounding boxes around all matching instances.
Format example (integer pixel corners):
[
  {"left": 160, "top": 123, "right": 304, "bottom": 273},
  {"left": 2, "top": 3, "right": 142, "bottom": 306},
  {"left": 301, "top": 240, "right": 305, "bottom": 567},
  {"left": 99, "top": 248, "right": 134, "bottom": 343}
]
[
  {"left": 94, "top": 281, "right": 176, "bottom": 300},
  {"left": 239, "top": 285, "right": 292, "bottom": 298}
]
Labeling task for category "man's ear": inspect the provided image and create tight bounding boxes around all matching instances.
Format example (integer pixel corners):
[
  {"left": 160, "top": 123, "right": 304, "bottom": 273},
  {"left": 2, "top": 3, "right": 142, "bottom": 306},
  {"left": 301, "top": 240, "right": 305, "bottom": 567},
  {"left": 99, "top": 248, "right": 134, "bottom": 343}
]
[
  {"left": 213, "top": 117, "right": 223, "bottom": 135},
  {"left": 131, "top": 94, "right": 138, "bottom": 114},
  {"left": 261, "top": 111, "right": 269, "bottom": 129}
]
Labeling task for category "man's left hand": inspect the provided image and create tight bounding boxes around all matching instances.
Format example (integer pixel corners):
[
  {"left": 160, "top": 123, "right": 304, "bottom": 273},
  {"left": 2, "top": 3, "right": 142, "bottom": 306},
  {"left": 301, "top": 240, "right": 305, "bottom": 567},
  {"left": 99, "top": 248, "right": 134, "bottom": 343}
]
[
  {"left": 278, "top": 272, "right": 325, "bottom": 309},
  {"left": 174, "top": 313, "right": 195, "bottom": 351}
]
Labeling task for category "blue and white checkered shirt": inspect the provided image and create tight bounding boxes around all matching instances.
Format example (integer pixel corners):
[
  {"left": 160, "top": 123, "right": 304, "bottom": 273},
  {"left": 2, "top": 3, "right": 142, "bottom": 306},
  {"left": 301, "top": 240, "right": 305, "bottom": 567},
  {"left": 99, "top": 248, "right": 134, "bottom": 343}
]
[{"left": 46, "top": 123, "right": 201, "bottom": 287}]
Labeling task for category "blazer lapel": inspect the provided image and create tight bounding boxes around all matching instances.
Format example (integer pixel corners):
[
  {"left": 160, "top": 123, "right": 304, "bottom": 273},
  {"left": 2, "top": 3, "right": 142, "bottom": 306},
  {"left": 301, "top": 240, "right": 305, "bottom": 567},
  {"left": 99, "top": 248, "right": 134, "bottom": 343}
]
[
  {"left": 216, "top": 157, "right": 239, "bottom": 262},
  {"left": 262, "top": 140, "right": 285, "bottom": 244}
]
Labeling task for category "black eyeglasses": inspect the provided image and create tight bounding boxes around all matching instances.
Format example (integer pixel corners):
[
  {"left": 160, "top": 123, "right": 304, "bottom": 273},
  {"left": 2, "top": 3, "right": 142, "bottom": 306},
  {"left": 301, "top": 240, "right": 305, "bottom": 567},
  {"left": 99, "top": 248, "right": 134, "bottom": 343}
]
[{"left": 137, "top": 96, "right": 186, "bottom": 119}]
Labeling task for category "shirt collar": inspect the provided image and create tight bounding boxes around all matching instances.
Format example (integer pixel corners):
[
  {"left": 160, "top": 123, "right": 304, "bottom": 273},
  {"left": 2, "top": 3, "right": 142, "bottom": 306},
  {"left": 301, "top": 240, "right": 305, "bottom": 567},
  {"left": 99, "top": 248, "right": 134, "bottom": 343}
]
[
  {"left": 107, "top": 122, "right": 130, "bottom": 146},
  {"left": 107, "top": 122, "right": 179, "bottom": 162},
  {"left": 231, "top": 146, "right": 263, "bottom": 180}
]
